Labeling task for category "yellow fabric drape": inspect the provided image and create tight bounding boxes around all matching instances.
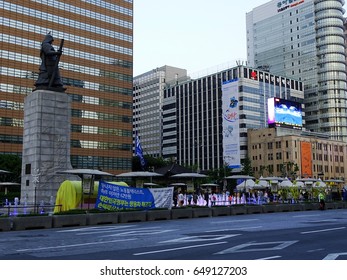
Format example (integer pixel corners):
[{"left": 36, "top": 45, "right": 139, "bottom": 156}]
[{"left": 54, "top": 180, "right": 128, "bottom": 213}]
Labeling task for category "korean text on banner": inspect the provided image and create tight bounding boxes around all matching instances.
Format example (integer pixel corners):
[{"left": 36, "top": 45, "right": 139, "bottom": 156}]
[{"left": 96, "top": 181, "right": 174, "bottom": 211}]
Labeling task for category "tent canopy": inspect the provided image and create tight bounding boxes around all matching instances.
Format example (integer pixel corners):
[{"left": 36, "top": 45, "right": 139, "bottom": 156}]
[
  {"left": 171, "top": 173, "right": 207, "bottom": 178},
  {"left": 226, "top": 175, "right": 255, "bottom": 180},
  {"left": 236, "top": 179, "right": 255, "bottom": 190},
  {"left": 155, "top": 163, "right": 193, "bottom": 176},
  {"left": 57, "top": 169, "right": 113, "bottom": 176},
  {"left": 116, "top": 171, "right": 162, "bottom": 177}
]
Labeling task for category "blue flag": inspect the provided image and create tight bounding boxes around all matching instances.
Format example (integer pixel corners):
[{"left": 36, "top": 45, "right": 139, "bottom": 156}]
[{"left": 135, "top": 134, "right": 146, "bottom": 170}]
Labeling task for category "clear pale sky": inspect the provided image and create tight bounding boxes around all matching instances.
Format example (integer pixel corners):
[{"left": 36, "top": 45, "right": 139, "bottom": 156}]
[
  {"left": 133, "top": 0, "right": 273, "bottom": 76},
  {"left": 133, "top": 0, "right": 347, "bottom": 77}
]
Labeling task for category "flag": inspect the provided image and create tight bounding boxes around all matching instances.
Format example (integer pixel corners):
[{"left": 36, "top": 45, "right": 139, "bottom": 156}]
[{"left": 135, "top": 134, "right": 146, "bottom": 170}]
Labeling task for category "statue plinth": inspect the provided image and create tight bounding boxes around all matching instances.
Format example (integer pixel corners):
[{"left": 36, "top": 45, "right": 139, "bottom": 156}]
[
  {"left": 20, "top": 90, "right": 76, "bottom": 206},
  {"left": 33, "top": 85, "right": 66, "bottom": 92}
]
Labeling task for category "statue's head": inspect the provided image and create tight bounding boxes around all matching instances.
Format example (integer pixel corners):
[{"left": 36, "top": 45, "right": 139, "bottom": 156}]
[{"left": 42, "top": 32, "right": 54, "bottom": 44}]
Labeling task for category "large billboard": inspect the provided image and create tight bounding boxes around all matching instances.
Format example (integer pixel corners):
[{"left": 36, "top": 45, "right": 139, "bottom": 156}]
[
  {"left": 222, "top": 79, "right": 241, "bottom": 169},
  {"left": 268, "top": 97, "right": 302, "bottom": 129},
  {"left": 300, "top": 142, "right": 312, "bottom": 177}
]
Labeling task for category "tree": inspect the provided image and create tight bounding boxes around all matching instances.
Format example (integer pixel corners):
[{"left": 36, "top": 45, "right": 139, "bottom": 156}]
[
  {"left": 0, "top": 154, "right": 22, "bottom": 183},
  {"left": 241, "top": 157, "right": 254, "bottom": 176}
]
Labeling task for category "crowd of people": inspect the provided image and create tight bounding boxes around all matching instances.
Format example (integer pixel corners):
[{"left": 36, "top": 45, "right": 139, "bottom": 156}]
[
  {"left": 172, "top": 187, "right": 347, "bottom": 208},
  {"left": 173, "top": 189, "right": 274, "bottom": 207}
]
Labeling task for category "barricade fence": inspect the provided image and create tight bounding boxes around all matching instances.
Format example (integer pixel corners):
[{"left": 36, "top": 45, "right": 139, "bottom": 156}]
[{"left": 0, "top": 204, "right": 62, "bottom": 216}]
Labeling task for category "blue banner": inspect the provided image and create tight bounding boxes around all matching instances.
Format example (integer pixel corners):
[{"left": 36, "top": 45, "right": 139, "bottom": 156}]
[{"left": 95, "top": 181, "right": 173, "bottom": 210}]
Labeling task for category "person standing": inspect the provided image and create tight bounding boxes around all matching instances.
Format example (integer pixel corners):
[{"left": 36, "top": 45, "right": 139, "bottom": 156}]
[
  {"left": 178, "top": 191, "right": 184, "bottom": 207},
  {"left": 318, "top": 192, "right": 325, "bottom": 210},
  {"left": 187, "top": 193, "right": 193, "bottom": 205},
  {"left": 173, "top": 190, "right": 178, "bottom": 207},
  {"left": 204, "top": 191, "right": 210, "bottom": 207}
]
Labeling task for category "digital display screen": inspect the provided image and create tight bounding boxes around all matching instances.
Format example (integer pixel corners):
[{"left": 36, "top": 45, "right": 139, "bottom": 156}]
[{"left": 268, "top": 97, "right": 302, "bottom": 129}]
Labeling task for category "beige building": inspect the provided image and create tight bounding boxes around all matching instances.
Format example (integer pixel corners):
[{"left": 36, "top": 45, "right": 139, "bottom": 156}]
[{"left": 248, "top": 127, "right": 347, "bottom": 182}]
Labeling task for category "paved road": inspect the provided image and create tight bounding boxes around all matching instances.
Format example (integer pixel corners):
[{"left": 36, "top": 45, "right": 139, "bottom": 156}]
[{"left": 1, "top": 209, "right": 347, "bottom": 260}]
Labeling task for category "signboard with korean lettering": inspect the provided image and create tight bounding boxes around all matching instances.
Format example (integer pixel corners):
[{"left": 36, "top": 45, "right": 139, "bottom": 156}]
[{"left": 95, "top": 181, "right": 174, "bottom": 210}]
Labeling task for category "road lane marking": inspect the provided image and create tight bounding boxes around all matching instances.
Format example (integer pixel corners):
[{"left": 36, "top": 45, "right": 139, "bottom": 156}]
[
  {"left": 307, "top": 248, "right": 325, "bottom": 253},
  {"left": 215, "top": 240, "right": 298, "bottom": 254},
  {"left": 323, "top": 252, "right": 347, "bottom": 260},
  {"left": 57, "top": 225, "right": 135, "bottom": 233},
  {"left": 256, "top": 255, "right": 282, "bottom": 260},
  {"left": 205, "top": 226, "right": 262, "bottom": 233},
  {"left": 76, "top": 226, "right": 165, "bottom": 236},
  {"left": 16, "top": 238, "right": 136, "bottom": 252},
  {"left": 159, "top": 234, "right": 240, "bottom": 243},
  {"left": 292, "top": 214, "right": 320, "bottom": 218},
  {"left": 101, "top": 229, "right": 175, "bottom": 237},
  {"left": 133, "top": 241, "right": 227, "bottom": 256},
  {"left": 211, "top": 219, "right": 259, "bottom": 224},
  {"left": 301, "top": 227, "right": 346, "bottom": 234}
]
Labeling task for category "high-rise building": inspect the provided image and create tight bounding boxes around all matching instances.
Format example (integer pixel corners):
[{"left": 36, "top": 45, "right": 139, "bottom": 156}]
[
  {"left": 163, "top": 65, "right": 304, "bottom": 172},
  {"left": 247, "top": 0, "right": 347, "bottom": 141},
  {"left": 0, "top": 0, "right": 133, "bottom": 174},
  {"left": 133, "top": 66, "right": 187, "bottom": 158}
]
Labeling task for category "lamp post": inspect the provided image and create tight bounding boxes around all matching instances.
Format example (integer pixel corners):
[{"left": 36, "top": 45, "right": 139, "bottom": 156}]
[{"left": 32, "top": 168, "right": 40, "bottom": 214}]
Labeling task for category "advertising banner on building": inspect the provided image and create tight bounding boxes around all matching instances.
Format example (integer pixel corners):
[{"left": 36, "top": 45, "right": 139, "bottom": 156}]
[
  {"left": 300, "top": 141, "right": 312, "bottom": 177},
  {"left": 222, "top": 79, "right": 241, "bottom": 169},
  {"left": 96, "top": 181, "right": 174, "bottom": 210}
]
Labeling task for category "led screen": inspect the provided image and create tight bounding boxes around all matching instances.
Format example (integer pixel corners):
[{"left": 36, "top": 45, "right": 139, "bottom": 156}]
[{"left": 268, "top": 97, "right": 302, "bottom": 129}]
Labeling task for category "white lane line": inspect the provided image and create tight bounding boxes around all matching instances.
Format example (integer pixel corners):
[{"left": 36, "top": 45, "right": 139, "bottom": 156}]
[
  {"left": 307, "top": 248, "right": 325, "bottom": 253},
  {"left": 301, "top": 227, "right": 346, "bottom": 234},
  {"left": 205, "top": 226, "right": 262, "bottom": 233},
  {"left": 256, "top": 255, "right": 282, "bottom": 260},
  {"left": 76, "top": 226, "right": 163, "bottom": 236},
  {"left": 57, "top": 225, "right": 135, "bottom": 233},
  {"left": 133, "top": 241, "right": 227, "bottom": 256},
  {"left": 314, "top": 219, "right": 338, "bottom": 222},
  {"left": 102, "top": 229, "right": 175, "bottom": 237},
  {"left": 292, "top": 214, "right": 320, "bottom": 218},
  {"left": 16, "top": 238, "right": 136, "bottom": 252},
  {"left": 323, "top": 252, "right": 347, "bottom": 260},
  {"left": 211, "top": 219, "right": 259, "bottom": 224}
]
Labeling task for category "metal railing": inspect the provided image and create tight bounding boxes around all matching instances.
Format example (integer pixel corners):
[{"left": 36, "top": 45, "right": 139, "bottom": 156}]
[{"left": 0, "top": 204, "right": 62, "bottom": 216}]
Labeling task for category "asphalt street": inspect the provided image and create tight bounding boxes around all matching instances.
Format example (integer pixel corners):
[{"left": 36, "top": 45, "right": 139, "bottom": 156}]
[{"left": 0, "top": 209, "right": 347, "bottom": 260}]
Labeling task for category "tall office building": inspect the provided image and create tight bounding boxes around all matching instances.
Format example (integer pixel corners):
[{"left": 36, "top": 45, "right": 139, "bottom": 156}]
[
  {"left": 247, "top": 0, "right": 347, "bottom": 141},
  {"left": 0, "top": 0, "right": 133, "bottom": 174},
  {"left": 163, "top": 65, "right": 304, "bottom": 172},
  {"left": 133, "top": 66, "right": 187, "bottom": 158}
]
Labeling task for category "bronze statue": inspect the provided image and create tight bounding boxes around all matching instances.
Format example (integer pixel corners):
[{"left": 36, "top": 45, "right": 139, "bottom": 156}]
[{"left": 34, "top": 33, "right": 65, "bottom": 91}]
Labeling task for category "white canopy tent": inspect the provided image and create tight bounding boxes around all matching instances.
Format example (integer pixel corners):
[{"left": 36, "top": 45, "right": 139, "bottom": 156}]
[{"left": 236, "top": 179, "right": 256, "bottom": 191}]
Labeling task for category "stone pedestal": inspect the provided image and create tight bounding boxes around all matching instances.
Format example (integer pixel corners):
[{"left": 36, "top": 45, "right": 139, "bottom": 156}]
[{"left": 20, "top": 90, "right": 75, "bottom": 207}]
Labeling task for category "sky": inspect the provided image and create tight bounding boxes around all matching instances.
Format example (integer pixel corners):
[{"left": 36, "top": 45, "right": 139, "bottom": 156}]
[
  {"left": 133, "top": 0, "right": 347, "bottom": 77},
  {"left": 133, "top": 0, "right": 274, "bottom": 77}
]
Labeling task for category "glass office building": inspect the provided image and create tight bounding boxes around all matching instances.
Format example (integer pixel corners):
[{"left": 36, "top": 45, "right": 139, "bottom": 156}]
[
  {"left": 133, "top": 66, "right": 187, "bottom": 158},
  {"left": 0, "top": 0, "right": 133, "bottom": 174},
  {"left": 247, "top": 0, "right": 347, "bottom": 142},
  {"left": 163, "top": 65, "right": 304, "bottom": 172}
]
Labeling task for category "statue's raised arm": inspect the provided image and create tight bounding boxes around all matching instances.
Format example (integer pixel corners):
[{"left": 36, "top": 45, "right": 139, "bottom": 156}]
[{"left": 34, "top": 33, "right": 65, "bottom": 92}]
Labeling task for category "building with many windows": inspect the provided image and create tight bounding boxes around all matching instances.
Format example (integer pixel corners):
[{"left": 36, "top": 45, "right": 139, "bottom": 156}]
[
  {"left": 248, "top": 127, "right": 347, "bottom": 181},
  {"left": 133, "top": 66, "right": 187, "bottom": 158},
  {"left": 247, "top": 0, "right": 347, "bottom": 142},
  {"left": 163, "top": 65, "right": 304, "bottom": 172},
  {"left": 0, "top": 0, "right": 133, "bottom": 174}
]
